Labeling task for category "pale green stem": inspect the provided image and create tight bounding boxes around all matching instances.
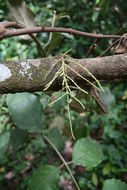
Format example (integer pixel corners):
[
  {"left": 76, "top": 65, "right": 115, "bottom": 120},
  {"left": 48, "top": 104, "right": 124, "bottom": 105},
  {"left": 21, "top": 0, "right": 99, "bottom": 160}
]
[
  {"left": 49, "top": 92, "right": 67, "bottom": 105},
  {"left": 66, "top": 74, "right": 88, "bottom": 95},
  {"left": 68, "top": 59, "right": 104, "bottom": 91},
  {"left": 66, "top": 64, "right": 100, "bottom": 91},
  {"left": 44, "top": 67, "right": 63, "bottom": 91}
]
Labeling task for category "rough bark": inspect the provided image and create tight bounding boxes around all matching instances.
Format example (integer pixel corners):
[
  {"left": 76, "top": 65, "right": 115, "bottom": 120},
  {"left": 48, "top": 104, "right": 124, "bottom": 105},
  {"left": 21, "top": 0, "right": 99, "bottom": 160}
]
[{"left": 0, "top": 54, "right": 127, "bottom": 94}]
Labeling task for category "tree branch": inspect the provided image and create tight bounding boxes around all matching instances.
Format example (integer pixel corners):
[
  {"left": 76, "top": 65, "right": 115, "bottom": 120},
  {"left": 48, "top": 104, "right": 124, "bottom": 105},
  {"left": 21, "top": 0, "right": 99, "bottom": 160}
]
[
  {"left": 1, "top": 26, "right": 121, "bottom": 40},
  {"left": 0, "top": 54, "right": 127, "bottom": 94}
]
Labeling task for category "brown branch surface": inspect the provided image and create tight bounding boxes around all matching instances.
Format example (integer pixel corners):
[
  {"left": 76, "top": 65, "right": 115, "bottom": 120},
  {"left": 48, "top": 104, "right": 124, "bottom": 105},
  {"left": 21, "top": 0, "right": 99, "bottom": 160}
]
[{"left": 0, "top": 54, "right": 127, "bottom": 94}]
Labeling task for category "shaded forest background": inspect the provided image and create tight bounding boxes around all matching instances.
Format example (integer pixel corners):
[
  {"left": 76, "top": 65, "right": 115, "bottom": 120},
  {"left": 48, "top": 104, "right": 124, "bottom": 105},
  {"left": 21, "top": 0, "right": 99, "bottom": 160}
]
[{"left": 0, "top": 0, "right": 127, "bottom": 190}]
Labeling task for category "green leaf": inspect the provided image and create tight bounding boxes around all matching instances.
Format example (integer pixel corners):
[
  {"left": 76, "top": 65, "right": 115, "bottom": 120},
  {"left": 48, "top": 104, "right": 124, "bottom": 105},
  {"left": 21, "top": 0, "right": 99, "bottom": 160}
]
[
  {"left": 44, "top": 33, "right": 63, "bottom": 53},
  {"left": 7, "top": 93, "right": 45, "bottom": 133},
  {"left": 92, "top": 11, "right": 99, "bottom": 23},
  {"left": 0, "top": 131, "right": 10, "bottom": 158},
  {"left": 49, "top": 115, "right": 65, "bottom": 134},
  {"left": 102, "top": 179, "right": 127, "bottom": 190},
  {"left": 99, "top": 87, "right": 115, "bottom": 109},
  {"left": 101, "top": 0, "right": 110, "bottom": 17},
  {"left": 92, "top": 173, "right": 98, "bottom": 186},
  {"left": 102, "top": 163, "right": 111, "bottom": 176},
  {"left": 95, "top": 0, "right": 101, "bottom": 5},
  {"left": 122, "top": 90, "right": 127, "bottom": 100},
  {"left": 9, "top": 0, "right": 37, "bottom": 28},
  {"left": 10, "top": 128, "right": 27, "bottom": 153},
  {"left": 61, "top": 33, "right": 74, "bottom": 39},
  {"left": 72, "top": 137, "right": 104, "bottom": 169},
  {"left": 53, "top": 92, "right": 66, "bottom": 113},
  {"left": 27, "top": 165, "right": 59, "bottom": 190},
  {"left": 47, "top": 127, "right": 65, "bottom": 150}
]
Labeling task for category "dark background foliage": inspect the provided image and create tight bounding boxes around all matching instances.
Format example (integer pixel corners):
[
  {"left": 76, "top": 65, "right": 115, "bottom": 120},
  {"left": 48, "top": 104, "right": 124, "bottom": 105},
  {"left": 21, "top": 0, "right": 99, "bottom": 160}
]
[{"left": 0, "top": 0, "right": 127, "bottom": 190}]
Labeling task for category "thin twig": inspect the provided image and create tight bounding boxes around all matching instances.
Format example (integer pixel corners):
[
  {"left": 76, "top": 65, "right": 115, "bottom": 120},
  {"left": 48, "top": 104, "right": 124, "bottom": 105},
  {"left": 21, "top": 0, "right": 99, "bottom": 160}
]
[
  {"left": 0, "top": 21, "right": 17, "bottom": 28},
  {"left": 49, "top": 10, "right": 56, "bottom": 42},
  {"left": 1, "top": 26, "right": 121, "bottom": 40},
  {"left": 29, "top": 34, "right": 47, "bottom": 57},
  {"left": 59, "top": 161, "right": 73, "bottom": 169},
  {"left": 86, "top": 38, "right": 99, "bottom": 58},
  {"left": 44, "top": 10, "right": 56, "bottom": 49},
  {"left": 99, "top": 38, "right": 120, "bottom": 57},
  {"left": 0, "top": 21, "right": 47, "bottom": 57},
  {"left": 43, "top": 135, "right": 81, "bottom": 190}
]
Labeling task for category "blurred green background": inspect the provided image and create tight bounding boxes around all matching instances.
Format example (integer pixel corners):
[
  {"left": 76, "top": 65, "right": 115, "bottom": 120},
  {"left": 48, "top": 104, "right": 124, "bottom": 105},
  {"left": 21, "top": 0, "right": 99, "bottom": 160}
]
[{"left": 0, "top": 0, "right": 127, "bottom": 190}]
